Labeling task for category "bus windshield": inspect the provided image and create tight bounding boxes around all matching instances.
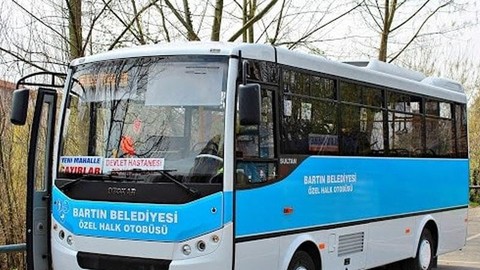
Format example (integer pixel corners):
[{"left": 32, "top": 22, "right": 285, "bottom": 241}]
[{"left": 58, "top": 55, "right": 228, "bottom": 184}]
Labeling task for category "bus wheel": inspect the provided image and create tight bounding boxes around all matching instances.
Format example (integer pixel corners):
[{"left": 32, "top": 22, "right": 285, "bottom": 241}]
[
  {"left": 403, "top": 229, "right": 435, "bottom": 270},
  {"left": 287, "top": 250, "right": 316, "bottom": 270}
]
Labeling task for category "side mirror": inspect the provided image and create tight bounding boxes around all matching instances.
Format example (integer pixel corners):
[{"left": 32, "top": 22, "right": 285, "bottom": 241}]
[
  {"left": 238, "top": 84, "right": 261, "bottom": 126},
  {"left": 10, "top": 88, "right": 30, "bottom": 125}
]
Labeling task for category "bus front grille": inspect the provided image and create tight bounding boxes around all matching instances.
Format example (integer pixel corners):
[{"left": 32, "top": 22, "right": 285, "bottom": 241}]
[{"left": 77, "top": 251, "right": 171, "bottom": 270}]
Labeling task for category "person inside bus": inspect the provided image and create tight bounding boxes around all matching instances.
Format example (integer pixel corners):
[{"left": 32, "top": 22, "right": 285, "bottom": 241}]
[{"left": 189, "top": 135, "right": 223, "bottom": 183}]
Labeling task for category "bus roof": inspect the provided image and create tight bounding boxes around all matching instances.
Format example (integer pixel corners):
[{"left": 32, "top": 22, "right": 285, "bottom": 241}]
[
  {"left": 275, "top": 47, "right": 466, "bottom": 104},
  {"left": 71, "top": 42, "right": 466, "bottom": 104},
  {"left": 70, "top": 42, "right": 276, "bottom": 66}
]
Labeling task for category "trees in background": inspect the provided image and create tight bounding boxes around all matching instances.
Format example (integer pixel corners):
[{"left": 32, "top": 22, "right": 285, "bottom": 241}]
[
  {"left": 0, "top": 0, "right": 479, "bottom": 268},
  {"left": 0, "top": 86, "right": 29, "bottom": 269},
  {"left": 361, "top": 0, "right": 459, "bottom": 62},
  {"left": 1, "top": 0, "right": 477, "bottom": 73},
  {"left": 1, "top": 0, "right": 369, "bottom": 76}
]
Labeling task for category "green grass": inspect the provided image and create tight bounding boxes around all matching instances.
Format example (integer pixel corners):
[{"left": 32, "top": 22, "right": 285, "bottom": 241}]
[{"left": 470, "top": 201, "right": 480, "bottom": 208}]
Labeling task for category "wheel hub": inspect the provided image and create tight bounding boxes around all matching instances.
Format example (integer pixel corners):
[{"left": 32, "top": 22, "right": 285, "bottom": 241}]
[{"left": 419, "top": 239, "right": 432, "bottom": 269}]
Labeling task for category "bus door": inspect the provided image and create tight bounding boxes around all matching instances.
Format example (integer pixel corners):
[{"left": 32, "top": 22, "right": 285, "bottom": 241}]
[
  {"left": 235, "top": 82, "right": 280, "bottom": 268},
  {"left": 11, "top": 87, "right": 58, "bottom": 270}
]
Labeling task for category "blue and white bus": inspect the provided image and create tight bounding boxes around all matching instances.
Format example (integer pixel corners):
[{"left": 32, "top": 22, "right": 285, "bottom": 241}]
[{"left": 11, "top": 42, "right": 469, "bottom": 270}]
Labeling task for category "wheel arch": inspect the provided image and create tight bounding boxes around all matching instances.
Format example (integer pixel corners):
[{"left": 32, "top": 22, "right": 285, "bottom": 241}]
[
  {"left": 415, "top": 216, "right": 439, "bottom": 257},
  {"left": 423, "top": 220, "right": 439, "bottom": 256},
  {"left": 280, "top": 235, "right": 322, "bottom": 270},
  {"left": 297, "top": 241, "right": 322, "bottom": 270}
]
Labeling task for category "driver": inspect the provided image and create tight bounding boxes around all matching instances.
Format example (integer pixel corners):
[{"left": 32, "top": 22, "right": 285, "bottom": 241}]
[
  {"left": 189, "top": 135, "right": 223, "bottom": 183},
  {"left": 199, "top": 135, "right": 221, "bottom": 156}
]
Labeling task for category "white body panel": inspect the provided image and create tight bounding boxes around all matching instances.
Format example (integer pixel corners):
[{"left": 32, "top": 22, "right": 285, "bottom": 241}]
[
  {"left": 234, "top": 208, "right": 467, "bottom": 270},
  {"left": 51, "top": 219, "right": 234, "bottom": 269}
]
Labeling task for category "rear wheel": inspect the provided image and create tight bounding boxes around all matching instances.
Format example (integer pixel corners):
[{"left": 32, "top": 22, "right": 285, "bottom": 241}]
[
  {"left": 402, "top": 229, "right": 435, "bottom": 270},
  {"left": 288, "top": 250, "right": 316, "bottom": 270}
]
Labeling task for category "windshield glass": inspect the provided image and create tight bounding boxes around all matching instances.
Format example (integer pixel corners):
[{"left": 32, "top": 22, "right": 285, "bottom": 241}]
[{"left": 59, "top": 55, "right": 227, "bottom": 184}]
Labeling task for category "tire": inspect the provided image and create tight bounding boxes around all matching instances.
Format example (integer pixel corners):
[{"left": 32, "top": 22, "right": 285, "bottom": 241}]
[
  {"left": 287, "top": 250, "right": 316, "bottom": 270},
  {"left": 402, "top": 229, "right": 435, "bottom": 270}
]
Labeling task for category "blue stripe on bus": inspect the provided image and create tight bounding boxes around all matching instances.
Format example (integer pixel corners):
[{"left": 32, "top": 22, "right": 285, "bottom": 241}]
[
  {"left": 235, "top": 156, "right": 469, "bottom": 237},
  {"left": 52, "top": 187, "right": 224, "bottom": 242}
]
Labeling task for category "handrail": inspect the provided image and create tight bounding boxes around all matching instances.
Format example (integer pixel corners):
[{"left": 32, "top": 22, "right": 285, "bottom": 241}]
[
  {"left": 16, "top": 71, "right": 66, "bottom": 89},
  {"left": 0, "top": 243, "right": 26, "bottom": 253}
]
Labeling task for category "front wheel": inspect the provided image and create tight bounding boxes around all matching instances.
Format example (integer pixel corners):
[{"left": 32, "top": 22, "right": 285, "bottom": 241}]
[
  {"left": 288, "top": 250, "right": 316, "bottom": 270},
  {"left": 402, "top": 229, "right": 435, "bottom": 270}
]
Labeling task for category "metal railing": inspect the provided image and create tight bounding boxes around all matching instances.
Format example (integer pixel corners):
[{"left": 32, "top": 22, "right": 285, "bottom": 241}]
[{"left": 0, "top": 243, "right": 26, "bottom": 253}]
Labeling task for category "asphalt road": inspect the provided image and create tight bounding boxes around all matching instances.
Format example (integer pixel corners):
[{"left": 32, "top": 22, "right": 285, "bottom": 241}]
[{"left": 437, "top": 207, "right": 480, "bottom": 270}]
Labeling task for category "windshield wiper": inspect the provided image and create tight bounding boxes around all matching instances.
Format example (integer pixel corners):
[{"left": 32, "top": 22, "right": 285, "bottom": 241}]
[
  {"left": 112, "top": 169, "right": 200, "bottom": 199},
  {"left": 57, "top": 173, "right": 135, "bottom": 191}
]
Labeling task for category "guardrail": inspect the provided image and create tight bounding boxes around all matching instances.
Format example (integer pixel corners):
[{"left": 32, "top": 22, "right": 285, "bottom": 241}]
[
  {"left": 471, "top": 185, "right": 480, "bottom": 190},
  {"left": 0, "top": 243, "right": 26, "bottom": 254}
]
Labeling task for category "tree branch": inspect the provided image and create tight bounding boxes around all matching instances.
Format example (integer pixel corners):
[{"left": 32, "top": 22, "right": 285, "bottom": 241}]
[
  {"left": 228, "top": 0, "right": 279, "bottom": 42},
  {"left": 287, "top": 1, "right": 363, "bottom": 49},
  {"left": 102, "top": 0, "right": 143, "bottom": 43},
  {"left": 182, "top": 0, "right": 197, "bottom": 41},
  {"left": 390, "top": 0, "right": 432, "bottom": 32},
  {"left": 255, "top": 0, "right": 286, "bottom": 44},
  {"left": 82, "top": 0, "right": 114, "bottom": 54},
  {"left": 155, "top": 1, "right": 171, "bottom": 42},
  {"left": 108, "top": 0, "right": 161, "bottom": 50},
  {"left": 211, "top": 0, "right": 224, "bottom": 41},
  {"left": 388, "top": 1, "right": 450, "bottom": 62},
  {"left": 11, "top": 0, "right": 71, "bottom": 48},
  {"left": 374, "top": 0, "right": 384, "bottom": 22},
  {"left": 131, "top": 0, "right": 147, "bottom": 44},
  {"left": 270, "top": 0, "right": 286, "bottom": 44},
  {"left": 163, "top": 0, "right": 200, "bottom": 40},
  {"left": 0, "top": 46, "right": 50, "bottom": 72},
  {"left": 364, "top": 1, "right": 383, "bottom": 31}
]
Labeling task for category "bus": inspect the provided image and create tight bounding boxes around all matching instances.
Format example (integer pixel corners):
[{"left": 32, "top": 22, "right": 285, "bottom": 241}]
[{"left": 10, "top": 42, "right": 469, "bottom": 270}]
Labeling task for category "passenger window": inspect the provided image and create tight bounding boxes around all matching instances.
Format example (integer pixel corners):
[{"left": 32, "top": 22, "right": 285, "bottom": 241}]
[
  {"left": 425, "top": 100, "right": 454, "bottom": 157},
  {"left": 282, "top": 96, "right": 338, "bottom": 155},
  {"left": 340, "top": 105, "right": 384, "bottom": 156},
  {"left": 387, "top": 93, "right": 423, "bottom": 156}
]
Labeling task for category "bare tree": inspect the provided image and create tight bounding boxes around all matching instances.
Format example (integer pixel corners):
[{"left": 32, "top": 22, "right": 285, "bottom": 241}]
[
  {"left": 67, "top": 0, "right": 83, "bottom": 59},
  {"left": 211, "top": 0, "right": 224, "bottom": 41},
  {"left": 361, "top": 0, "right": 465, "bottom": 62},
  {"left": 246, "top": 0, "right": 364, "bottom": 51}
]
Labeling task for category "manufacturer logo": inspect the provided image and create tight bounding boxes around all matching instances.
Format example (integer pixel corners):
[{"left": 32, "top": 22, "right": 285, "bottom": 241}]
[
  {"left": 107, "top": 187, "right": 137, "bottom": 196},
  {"left": 55, "top": 200, "right": 70, "bottom": 222}
]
